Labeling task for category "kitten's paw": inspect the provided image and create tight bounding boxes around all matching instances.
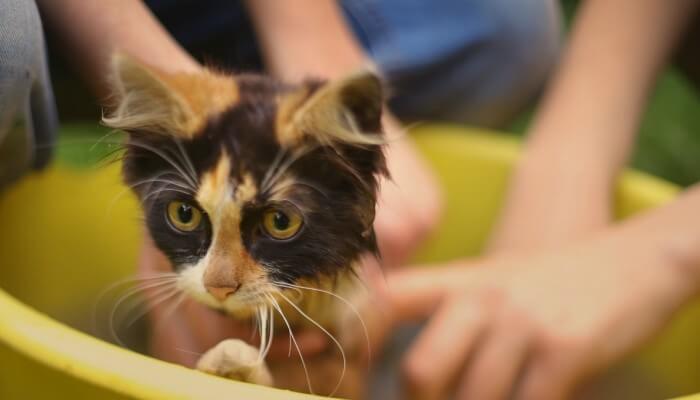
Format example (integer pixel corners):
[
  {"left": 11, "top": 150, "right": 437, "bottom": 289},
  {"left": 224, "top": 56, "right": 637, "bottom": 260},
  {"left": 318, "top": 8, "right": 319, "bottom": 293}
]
[{"left": 196, "top": 339, "right": 274, "bottom": 386}]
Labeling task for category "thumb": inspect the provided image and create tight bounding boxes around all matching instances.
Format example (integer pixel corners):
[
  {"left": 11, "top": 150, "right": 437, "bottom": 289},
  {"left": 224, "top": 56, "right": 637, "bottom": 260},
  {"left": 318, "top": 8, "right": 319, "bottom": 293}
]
[
  {"left": 384, "top": 260, "right": 487, "bottom": 323},
  {"left": 384, "top": 267, "right": 449, "bottom": 322}
]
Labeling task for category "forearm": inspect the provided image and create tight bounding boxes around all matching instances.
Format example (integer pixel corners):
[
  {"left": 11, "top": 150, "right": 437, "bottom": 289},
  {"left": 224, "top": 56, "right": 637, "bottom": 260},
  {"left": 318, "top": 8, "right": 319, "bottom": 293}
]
[
  {"left": 37, "top": 0, "right": 198, "bottom": 100},
  {"left": 490, "top": 0, "right": 700, "bottom": 253},
  {"left": 243, "top": 0, "right": 367, "bottom": 82}
]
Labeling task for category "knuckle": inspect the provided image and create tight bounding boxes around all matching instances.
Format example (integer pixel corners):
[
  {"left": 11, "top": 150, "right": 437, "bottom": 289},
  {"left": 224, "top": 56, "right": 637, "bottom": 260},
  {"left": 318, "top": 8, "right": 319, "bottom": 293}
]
[
  {"left": 400, "top": 356, "right": 434, "bottom": 391},
  {"left": 541, "top": 330, "right": 591, "bottom": 354},
  {"left": 380, "top": 223, "right": 415, "bottom": 246},
  {"left": 498, "top": 302, "right": 533, "bottom": 326},
  {"left": 414, "top": 199, "right": 442, "bottom": 237},
  {"left": 520, "top": 383, "right": 555, "bottom": 400},
  {"left": 383, "top": 204, "right": 442, "bottom": 246},
  {"left": 517, "top": 363, "right": 570, "bottom": 400},
  {"left": 474, "top": 285, "right": 508, "bottom": 310}
]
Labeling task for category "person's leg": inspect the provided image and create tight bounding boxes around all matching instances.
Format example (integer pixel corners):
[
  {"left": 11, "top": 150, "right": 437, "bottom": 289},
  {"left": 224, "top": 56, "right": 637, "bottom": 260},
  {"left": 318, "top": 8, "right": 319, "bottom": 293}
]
[
  {"left": 0, "top": 0, "right": 58, "bottom": 188},
  {"left": 342, "top": 0, "right": 563, "bottom": 128}
]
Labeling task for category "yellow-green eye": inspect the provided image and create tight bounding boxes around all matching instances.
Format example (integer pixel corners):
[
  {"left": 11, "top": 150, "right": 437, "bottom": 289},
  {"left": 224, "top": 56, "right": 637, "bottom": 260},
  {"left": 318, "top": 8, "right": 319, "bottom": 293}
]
[
  {"left": 167, "top": 201, "right": 203, "bottom": 232},
  {"left": 262, "top": 208, "right": 303, "bottom": 240}
]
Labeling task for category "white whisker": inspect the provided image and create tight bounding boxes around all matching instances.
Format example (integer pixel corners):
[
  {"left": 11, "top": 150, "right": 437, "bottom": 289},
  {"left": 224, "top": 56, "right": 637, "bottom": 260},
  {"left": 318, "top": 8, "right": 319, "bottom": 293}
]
[
  {"left": 265, "top": 293, "right": 314, "bottom": 394},
  {"left": 262, "top": 146, "right": 316, "bottom": 193},
  {"left": 172, "top": 137, "right": 199, "bottom": 186},
  {"left": 154, "top": 291, "right": 187, "bottom": 330},
  {"left": 276, "top": 291, "right": 346, "bottom": 397},
  {"left": 126, "top": 140, "right": 198, "bottom": 189},
  {"left": 123, "top": 286, "right": 180, "bottom": 329},
  {"left": 175, "top": 347, "right": 203, "bottom": 357},
  {"left": 92, "top": 273, "right": 178, "bottom": 334},
  {"left": 261, "top": 149, "right": 287, "bottom": 191},
  {"left": 108, "top": 278, "right": 178, "bottom": 346},
  {"left": 268, "top": 178, "right": 330, "bottom": 199},
  {"left": 142, "top": 187, "right": 193, "bottom": 203},
  {"left": 274, "top": 281, "right": 372, "bottom": 361}
]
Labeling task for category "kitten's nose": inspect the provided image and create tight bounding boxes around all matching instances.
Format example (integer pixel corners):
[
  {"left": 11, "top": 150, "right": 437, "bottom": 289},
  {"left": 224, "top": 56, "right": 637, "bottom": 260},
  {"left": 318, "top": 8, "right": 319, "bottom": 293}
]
[{"left": 205, "top": 284, "right": 240, "bottom": 302}]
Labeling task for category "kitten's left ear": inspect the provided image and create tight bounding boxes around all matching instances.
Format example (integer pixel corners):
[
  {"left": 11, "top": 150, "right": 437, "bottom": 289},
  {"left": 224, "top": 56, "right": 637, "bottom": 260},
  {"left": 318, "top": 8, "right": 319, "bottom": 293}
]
[
  {"left": 103, "top": 52, "right": 238, "bottom": 138},
  {"left": 277, "top": 70, "right": 385, "bottom": 148}
]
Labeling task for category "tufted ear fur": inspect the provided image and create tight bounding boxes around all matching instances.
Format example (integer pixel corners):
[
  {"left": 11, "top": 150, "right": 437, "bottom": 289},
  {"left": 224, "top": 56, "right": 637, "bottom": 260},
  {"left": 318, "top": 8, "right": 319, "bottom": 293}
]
[
  {"left": 102, "top": 53, "right": 238, "bottom": 138},
  {"left": 276, "top": 70, "right": 385, "bottom": 148}
]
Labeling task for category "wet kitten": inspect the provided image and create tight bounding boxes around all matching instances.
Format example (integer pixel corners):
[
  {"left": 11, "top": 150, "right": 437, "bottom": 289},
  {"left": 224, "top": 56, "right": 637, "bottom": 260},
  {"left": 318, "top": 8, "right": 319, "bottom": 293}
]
[{"left": 104, "top": 54, "right": 386, "bottom": 397}]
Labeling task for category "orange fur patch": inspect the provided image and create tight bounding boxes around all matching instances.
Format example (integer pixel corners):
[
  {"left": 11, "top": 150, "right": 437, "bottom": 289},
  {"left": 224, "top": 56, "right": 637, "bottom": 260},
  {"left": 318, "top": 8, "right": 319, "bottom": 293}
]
[
  {"left": 197, "top": 154, "right": 263, "bottom": 291},
  {"left": 197, "top": 152, "right": 233, "bottom": 213},
  {"left": 275, "top": 87, "right": 313, "bottom": 146},
  {"left": 159, "top": 70, "right": 239, "bottom": 136},
  {"left": 104, "top": 53, "right": 239, "bottom": 138},
  {"left": 273, "top": 71, "right": 384, "bottom": 148}
]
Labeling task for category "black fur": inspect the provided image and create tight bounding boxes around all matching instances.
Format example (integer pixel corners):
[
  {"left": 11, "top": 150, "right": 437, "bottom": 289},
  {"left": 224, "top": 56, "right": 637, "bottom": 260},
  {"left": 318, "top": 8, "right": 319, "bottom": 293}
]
[{"left": 122, "top": 74, "right": 386, "bottom": 283}]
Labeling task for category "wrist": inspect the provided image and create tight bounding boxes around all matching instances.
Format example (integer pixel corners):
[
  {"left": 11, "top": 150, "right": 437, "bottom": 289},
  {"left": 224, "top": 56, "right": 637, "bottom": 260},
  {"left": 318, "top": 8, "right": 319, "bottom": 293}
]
[
  {"left": 244, "top": 0, "right": 367, "bottom": 82},
  {"left": 488, "top": 146, "right": 613, "bottom": 254}
]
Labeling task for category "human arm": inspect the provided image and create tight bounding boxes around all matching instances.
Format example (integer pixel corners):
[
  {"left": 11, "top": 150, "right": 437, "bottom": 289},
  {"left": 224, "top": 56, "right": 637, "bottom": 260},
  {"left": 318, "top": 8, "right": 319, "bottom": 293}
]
[
  {"left": 489, "top": 0, "right": 700, "bottom": 254},
  {"left": 36, "top": 0, "right": 199, "bottom": 99},
  {"left": 389, "top": 182, "right": 700, "bottom": 399},
  {"left": 393, "top": 0, "right": 700, "bottom": 398}
]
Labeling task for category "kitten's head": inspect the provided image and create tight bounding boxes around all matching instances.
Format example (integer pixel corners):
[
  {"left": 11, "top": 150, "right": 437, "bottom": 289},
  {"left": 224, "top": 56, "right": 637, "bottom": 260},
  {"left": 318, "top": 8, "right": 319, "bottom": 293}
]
[{"left": 104, "top": 54, "right": 387, "bottom": 315}]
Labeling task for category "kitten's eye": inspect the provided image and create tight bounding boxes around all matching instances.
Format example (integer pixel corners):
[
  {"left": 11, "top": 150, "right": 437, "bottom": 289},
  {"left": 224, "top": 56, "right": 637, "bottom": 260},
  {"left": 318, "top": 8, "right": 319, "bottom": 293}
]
[
  {"left": 262, "top": 208, "right": 303, "bottom": 240},
  {"left": 166, "top": 201, "right": 203, "bottom": 232}
]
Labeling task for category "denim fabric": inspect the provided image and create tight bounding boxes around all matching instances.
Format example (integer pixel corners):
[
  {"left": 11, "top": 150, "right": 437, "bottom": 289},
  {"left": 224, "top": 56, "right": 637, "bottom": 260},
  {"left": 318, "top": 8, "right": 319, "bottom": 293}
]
[
  {"left": 145, "top": 0, "right": 263, "bottom": 72},
  {"left": 0, "top": 0, "right": 58, "bottom": 189},
  {"left": 147, "top": 0, "right": 561, "bottom": 128},
  {"left": 341, "top": 0, "right": 562, "bottom": 127}
]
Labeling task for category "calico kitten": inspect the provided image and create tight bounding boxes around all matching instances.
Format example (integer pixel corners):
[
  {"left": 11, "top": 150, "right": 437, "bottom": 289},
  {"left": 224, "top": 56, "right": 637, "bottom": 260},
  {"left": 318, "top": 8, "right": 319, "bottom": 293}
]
[{"left": 104, "top": 53, "right": 387, "bottom": 396}]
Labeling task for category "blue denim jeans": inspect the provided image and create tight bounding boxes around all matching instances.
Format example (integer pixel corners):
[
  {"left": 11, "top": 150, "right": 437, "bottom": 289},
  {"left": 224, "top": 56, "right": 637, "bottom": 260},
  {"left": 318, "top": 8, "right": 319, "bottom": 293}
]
[
  {"left": 0, "top": 0, "right": 58, "bottom": 189},
  {"left": 147, "top": 0, "right": 562, "bottom": 127},
  {"left": 342, "top": 0, "right": 561, "bottom": 126}
]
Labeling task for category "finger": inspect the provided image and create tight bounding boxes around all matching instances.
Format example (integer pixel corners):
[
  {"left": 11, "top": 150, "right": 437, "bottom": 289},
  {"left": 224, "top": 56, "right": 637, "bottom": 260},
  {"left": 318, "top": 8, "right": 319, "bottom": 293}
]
[
  {"left": 385, "top": 267, "right": 458, "bottom": 322},
  {"left": 457, "top": 323, "right": 531, "bottom": 400},
  {"left": 401, "top": 298, "right": 485, "bottom": 400},
  {"left": 512, "top": 353, "right": 583, "bottom": 400},
  {"left": 512, "top": 363, "right": 567, "bottom": 400},
  {"left": 374, "top": 200, "right": 416, "bottom": 267}
]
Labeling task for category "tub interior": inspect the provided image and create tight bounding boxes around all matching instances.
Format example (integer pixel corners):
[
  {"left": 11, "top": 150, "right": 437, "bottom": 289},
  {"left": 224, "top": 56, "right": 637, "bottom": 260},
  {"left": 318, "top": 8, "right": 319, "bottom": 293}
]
[{"left": 0, "top": 124, "right": 698, "bottom": 399}]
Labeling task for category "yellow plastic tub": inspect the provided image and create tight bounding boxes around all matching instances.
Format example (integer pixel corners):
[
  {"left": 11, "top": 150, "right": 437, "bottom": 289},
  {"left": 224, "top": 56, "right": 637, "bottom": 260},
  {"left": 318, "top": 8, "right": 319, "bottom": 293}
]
[{"left": 0, "top": 124, "right": 698, "bottom": 399}]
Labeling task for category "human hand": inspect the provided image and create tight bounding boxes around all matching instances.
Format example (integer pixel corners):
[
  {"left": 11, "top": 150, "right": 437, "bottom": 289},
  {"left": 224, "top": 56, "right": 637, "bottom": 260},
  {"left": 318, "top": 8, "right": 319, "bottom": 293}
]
[
  {"left": 384, "top": 230, "right": 696, "bottom": 400},
  {"left": 373, "top": 116, "right": 443, "bottom": 267}
]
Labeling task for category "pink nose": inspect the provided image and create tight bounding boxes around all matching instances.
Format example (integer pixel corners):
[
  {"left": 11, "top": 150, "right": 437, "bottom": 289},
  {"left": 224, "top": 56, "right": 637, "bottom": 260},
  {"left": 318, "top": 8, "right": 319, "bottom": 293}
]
[{"left": 205, "top": 285, "right": 239, "bottom": 302}]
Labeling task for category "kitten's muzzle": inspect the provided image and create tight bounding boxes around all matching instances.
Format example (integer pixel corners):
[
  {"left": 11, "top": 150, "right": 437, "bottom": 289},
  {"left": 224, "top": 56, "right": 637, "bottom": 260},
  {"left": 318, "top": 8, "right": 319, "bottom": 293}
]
[{"left": 205, "top": 283, "right": 240, "bottom": 302}]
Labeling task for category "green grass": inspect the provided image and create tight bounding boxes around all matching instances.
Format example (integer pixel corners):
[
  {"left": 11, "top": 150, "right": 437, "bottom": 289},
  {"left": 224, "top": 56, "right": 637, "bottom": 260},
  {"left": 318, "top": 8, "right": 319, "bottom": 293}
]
[
  {"left": 633, "top": 69, "right": 700, "bottom": 187},
  {"left": 54, "top": 124, "right": 123, "bottom": 169}
]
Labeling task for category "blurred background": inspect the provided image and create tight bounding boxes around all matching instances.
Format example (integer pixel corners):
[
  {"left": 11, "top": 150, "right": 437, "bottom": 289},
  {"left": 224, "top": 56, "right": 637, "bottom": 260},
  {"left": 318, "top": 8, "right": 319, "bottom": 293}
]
[{"left": 46, "top": 0, "right": 700, "bottom": 187}]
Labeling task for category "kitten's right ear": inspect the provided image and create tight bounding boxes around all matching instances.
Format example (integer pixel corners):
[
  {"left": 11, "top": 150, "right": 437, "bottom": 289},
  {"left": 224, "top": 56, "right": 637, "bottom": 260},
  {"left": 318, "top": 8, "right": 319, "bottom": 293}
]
[
  {"left": 276, "top": 70, "right": 386, "bottom": 148},
  {"left": 102, "top": 53, "right": 238, "bottom": 138}
]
